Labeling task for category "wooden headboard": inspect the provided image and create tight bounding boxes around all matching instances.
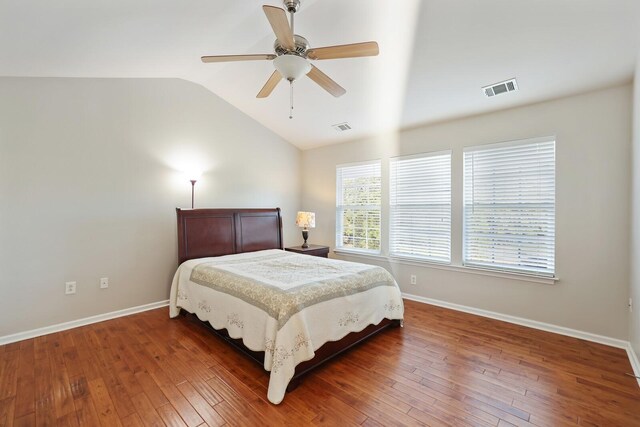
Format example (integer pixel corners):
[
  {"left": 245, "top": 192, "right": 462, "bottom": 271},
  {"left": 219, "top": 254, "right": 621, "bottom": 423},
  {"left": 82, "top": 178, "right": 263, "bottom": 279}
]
[{"left": 176, "top": 208, "right": 283, "bottom": 264}]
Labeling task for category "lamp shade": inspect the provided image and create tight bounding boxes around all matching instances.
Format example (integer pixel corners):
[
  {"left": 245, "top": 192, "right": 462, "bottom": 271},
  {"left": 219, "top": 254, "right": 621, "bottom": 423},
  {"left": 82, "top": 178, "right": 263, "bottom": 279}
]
[
  {"left": 295, "top": 211, "right": 315, "bottom": 228},
  {"left": 274, "top": 55, "right": 311, "bottom": 81}
]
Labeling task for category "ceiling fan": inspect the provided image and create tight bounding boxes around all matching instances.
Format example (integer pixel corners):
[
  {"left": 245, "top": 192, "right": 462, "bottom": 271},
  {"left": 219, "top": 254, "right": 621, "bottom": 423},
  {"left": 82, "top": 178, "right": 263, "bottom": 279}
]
[{"left": 200, "top": 0, "right": 379, "bottom": 118}]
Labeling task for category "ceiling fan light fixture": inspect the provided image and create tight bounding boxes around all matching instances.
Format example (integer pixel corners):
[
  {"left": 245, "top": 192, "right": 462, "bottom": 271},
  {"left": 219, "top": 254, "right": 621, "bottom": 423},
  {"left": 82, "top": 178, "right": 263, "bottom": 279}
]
[{"left": 273, "top": 54, "right": 311, "bottom": 81}]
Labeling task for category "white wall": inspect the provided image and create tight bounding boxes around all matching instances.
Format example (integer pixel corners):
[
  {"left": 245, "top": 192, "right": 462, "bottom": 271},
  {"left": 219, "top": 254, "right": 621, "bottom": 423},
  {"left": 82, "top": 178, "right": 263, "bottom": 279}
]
[
  {"left": 631, "top": 60, "right": 640, "bottom": 356},
  {"left": 0, "top": 77, "right": 301, "bottom": 337},
  {"left": 302, "top": 84, "right": 631, "bottom": 339}
]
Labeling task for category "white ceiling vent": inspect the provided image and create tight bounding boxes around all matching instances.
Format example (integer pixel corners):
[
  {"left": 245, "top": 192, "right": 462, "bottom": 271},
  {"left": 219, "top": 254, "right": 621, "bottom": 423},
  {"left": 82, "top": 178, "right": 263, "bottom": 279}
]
[
  {"left": 332, "top": 122, "right": 352, "bottom": 132},
  {"left": 482, "top": 78, "right": 518, "bottom": 98}
]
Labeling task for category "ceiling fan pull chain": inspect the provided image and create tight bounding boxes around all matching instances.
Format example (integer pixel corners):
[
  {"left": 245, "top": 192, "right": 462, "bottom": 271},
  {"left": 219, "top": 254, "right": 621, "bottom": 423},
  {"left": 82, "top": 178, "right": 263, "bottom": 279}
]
[{"left": 289, "top": 80, "right": 294, "bottom": 119}]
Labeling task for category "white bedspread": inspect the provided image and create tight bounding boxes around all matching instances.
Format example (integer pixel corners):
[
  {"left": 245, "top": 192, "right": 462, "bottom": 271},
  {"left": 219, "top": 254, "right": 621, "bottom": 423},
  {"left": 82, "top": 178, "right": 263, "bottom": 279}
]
[{"left": 169, "top": 249, "right": 404, "bottom": 404}]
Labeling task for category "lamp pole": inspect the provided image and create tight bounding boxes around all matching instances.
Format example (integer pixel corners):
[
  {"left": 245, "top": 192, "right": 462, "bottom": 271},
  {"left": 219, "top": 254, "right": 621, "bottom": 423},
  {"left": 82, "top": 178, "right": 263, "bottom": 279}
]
[{"left": 190, "top": 179, "right": 197, "bottom": 209}]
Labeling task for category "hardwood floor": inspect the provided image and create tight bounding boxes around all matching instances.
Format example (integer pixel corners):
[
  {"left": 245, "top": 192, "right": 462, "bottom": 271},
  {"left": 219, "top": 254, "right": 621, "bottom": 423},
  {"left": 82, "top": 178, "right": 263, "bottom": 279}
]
[{"left": 0, "top": 299, "right": 639, "bottom": 426}]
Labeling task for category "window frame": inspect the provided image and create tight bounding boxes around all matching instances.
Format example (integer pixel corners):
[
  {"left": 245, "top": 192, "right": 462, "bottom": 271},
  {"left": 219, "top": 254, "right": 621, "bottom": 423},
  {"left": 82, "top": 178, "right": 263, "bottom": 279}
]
[
  {"left": 462, "top": 136, "right": 556, "bottom": 278},
  {"left": 389, "top": 150, "right": 452, "bottom": 264},
  {"left": 335, "top": 159, "right": 382, "bottom": 255}
]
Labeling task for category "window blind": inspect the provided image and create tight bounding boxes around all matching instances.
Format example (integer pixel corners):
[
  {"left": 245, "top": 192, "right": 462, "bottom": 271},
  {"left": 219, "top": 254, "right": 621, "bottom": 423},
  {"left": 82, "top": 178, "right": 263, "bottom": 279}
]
[
  {"left": 336, "top": 161, "right": 381, "bottom": 253},
  {"left": 463, "top": 138, "right": 556, "bottom": 276},
  {"left": 389, "top": 151, "right": 451, "bottom": 263}
]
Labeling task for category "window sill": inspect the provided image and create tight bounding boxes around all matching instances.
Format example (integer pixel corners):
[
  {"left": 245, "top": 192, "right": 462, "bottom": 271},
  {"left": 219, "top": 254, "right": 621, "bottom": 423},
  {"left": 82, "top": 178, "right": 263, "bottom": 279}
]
[
  {"left": 333, "top": 248, "right": 385, "bottom": 259},
  {"left": 333, "top": 249, "right": 558, "bottom": 285}
]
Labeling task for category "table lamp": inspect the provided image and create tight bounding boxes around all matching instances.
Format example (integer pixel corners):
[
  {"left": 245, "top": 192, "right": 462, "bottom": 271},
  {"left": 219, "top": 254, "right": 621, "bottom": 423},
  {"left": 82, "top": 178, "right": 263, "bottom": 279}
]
[{"left": 295, "top": 211, "right": 316, "bottom": 248}]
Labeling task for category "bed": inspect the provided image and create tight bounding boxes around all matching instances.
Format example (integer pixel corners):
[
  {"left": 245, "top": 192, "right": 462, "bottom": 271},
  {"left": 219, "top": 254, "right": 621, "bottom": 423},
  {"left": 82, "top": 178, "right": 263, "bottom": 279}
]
[{"left": 170, "top": 207, "right": 404, "bottom": 404}]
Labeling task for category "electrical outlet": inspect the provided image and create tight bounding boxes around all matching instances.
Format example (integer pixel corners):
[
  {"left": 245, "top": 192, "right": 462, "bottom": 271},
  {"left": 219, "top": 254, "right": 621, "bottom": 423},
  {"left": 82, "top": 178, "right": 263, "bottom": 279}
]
[
  {"left": 65, "top": 281, "right": 77, "bottom": 295},
  {"left": 410, "top": 275, "right": 417, "bottom": 285},
  {"left": 100, "top": 277, "right": 109, "bottom": 289},
  {"left": 630, "top": 298, "right": 633, "bottom": 313}
]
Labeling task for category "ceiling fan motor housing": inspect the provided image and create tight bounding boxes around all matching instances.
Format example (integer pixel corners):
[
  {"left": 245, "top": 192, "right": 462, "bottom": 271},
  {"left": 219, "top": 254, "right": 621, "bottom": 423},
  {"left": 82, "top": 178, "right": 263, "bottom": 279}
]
[{"left": 274, "top": 35, "right": 309, "bottom": 57}]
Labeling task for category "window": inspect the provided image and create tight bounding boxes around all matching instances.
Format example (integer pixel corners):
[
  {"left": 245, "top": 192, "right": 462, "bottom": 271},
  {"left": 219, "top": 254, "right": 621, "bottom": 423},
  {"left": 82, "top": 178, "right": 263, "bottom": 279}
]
[
  {"left": 336, "top": 161, "right": 381, "bottom": 253},
  {"left": 389, "top": 151, "right": 451, "bottom": 263},
  {"left": 463, "top": 138, "right": 556, "bottom": 276}
]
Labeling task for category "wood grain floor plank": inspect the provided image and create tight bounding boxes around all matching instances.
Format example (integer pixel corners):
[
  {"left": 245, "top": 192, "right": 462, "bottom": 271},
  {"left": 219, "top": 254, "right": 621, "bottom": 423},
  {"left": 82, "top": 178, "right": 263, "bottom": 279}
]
[
  {"left": 212, "top": 363, "right": 308, "bottom": 425},
  {"left": 70, "top": 330, "right": 103, "bottom": 383},
  {"left": 2, "top": 343, "right": 20, "bottom": 353},
  {"left": 185, "top": 378, "right": 224, "bottom": 408},
  {"left": 158, "top": 385, "right": 203, "bottom": 427},
  {"left": 309, "top": 406, "right": 362, "bottom": 426},
  {"left": 112, "top": 358, "right": 145, "bottom": 399},
  {"left": 132, "top": 371, "right": 170, "bottom": 409},
  {"left": 406, "top": 406, "right": 457, "bottom": 427},
  {"left": 297, "top": 381, "right": 366, "bottom": 425},
  {"left": 220, "top": 358, "right": 318, "bottom": 423},
  {"left": 156, "top": 403, "right": 188, "bottom": 427},
  {"left": 120, "top": 412, "right": 144, "bottom": 427},
  {"left": 130, "top": 392, "right": 164, "bottom": 427},
  {"left": 12, "top": 413, "right": 34, "bottom": 427},
  {"left": 33, "top": 342, "right": 55, "bottom": 427},
  {"left": 87, "top": 378, "right": 123, "bottom": 427},
  {"left": 48, "top": 343, "right": 76, "bottom": 419},
  {"left": 211, "top": 400, "right": 252, "bottom": 427},
  {"left": 87, "top": 328, "right": 138, "bottom": 419},
  {"left": 325, "top": 358, "right": 413, "bottom": 413},
  {"left": 55, "top": 411, "right": 80, "bottom": 427},
  {"left": 13, "top": 341, "right": 34, "bottom": 419},
  {"left": 72, "top": 396, "right": 101, "bottom": 427},
  {"left": 205, "top": 376, "right": 267, "bottom": 426},
  {"left": 305, "top": 374, "right": 425, "bottom": 427},
  {"left": 0, "top": 397, "right": 15, "bottom": 427},
  {"left": 361, "top": 417, "right": 385, "bottom": 427},
  {"left": 110, "top": 329, "right": 170, "bottom": 410},
  {"left": 176, "top": 382, "right": 225, "bottom": 427},
  {"left": 0, "top": 351, "right": 19, "bottom": 401},
  {"left": 462, "top": 395, "right": 536, "bottom": 427}
]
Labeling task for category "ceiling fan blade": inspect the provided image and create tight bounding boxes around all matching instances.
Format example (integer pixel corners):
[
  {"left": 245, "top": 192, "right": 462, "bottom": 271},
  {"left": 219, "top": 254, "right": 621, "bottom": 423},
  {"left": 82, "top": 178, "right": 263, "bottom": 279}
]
[
  {"left": 262, "top": 5, "right": 295, "bottom": 51},
  {"left": 257, "top": 70, "right": 283, "bottom": 98},
  {"left": 307, "top": 65, "right": 346, "bottom": 97},
  {"left": 306, "top": 41, "right": 379, "bottom": 60},
  {"left": 201, "top": 54, "right": 276, "bottom": 63}
]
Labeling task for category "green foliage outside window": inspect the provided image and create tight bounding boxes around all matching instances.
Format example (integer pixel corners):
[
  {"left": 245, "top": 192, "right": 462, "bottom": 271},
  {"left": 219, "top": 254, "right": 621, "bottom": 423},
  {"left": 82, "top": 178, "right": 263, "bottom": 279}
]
[{"left": 339, "top": 176, "right": 381, "bottom": 251}]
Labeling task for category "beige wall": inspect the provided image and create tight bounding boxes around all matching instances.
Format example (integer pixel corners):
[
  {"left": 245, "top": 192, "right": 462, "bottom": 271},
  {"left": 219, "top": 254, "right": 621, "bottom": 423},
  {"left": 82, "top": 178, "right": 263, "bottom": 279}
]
[
  {"left": 0, "top": 77, "right": 633, "bottom": 344},
  {"left": 302, "top": 84, "right": 632, "bottom": 339},
  {"left": 631, "top": 60, "right": 640, "bottom": 355},
  {"left": 0, "top": 77, "right": 301, "bottom": 337}
]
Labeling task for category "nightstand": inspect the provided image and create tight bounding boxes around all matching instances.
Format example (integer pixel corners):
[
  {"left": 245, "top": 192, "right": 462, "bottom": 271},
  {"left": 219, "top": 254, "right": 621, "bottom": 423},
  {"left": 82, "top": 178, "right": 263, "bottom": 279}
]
[{"left": 285, "top": 244, "right": 330, "bottom": 258}]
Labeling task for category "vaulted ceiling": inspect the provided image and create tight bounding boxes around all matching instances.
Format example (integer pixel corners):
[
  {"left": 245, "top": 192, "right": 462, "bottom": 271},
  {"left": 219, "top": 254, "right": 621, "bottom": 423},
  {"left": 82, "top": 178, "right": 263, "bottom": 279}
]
[{"left": 1, "top": 0, "right": 639, "bottom": 149}]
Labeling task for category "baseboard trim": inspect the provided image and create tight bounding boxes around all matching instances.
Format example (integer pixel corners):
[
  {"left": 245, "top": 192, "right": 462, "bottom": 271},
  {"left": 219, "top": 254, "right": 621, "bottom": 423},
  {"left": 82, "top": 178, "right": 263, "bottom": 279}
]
[
  {"left": 402, "top": 293, "right": 629, "bottom": 349},
  {"left": 0, "top": 300, "right": 170, "bottom": 346},
  {"left": 626, "top": 343, "right": 640, "bottom": 387}
]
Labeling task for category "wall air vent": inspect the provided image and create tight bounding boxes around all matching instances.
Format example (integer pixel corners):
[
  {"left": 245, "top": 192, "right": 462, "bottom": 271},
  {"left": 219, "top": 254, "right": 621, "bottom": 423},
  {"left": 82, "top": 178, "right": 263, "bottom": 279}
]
[
  {"left": 482, "top": 78, "right": 518, "bottom": 98},
  {"left": 332, "top": 122, "right": 352, "bottom": 132}
]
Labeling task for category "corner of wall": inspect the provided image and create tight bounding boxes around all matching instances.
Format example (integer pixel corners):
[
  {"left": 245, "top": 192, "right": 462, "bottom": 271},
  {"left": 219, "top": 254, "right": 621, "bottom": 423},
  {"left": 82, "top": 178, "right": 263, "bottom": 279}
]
[{"left": 630, "top": 52, "right": 640, "bottom": 360}]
